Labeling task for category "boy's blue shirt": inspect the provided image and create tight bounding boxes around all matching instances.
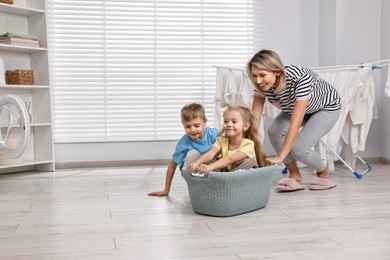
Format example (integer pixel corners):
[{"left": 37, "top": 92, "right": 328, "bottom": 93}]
[{"left": 172, "top": 127, "right": 219, "bottom": 169}]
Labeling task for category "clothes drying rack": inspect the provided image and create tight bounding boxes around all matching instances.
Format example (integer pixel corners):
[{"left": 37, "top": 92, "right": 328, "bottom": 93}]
[{"left": 213, "top": 58, "right": 390, "bottom": 179}]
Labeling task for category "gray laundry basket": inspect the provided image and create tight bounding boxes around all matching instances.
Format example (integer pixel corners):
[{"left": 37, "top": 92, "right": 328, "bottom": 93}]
[{"left": 181, "top": 164, "right": 277, "bottom": 217}]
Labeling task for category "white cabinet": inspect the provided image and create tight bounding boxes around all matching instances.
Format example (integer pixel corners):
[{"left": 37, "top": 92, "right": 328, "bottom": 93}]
[{"left": 0, "top": 0, "right": 54, "bottom": 173}]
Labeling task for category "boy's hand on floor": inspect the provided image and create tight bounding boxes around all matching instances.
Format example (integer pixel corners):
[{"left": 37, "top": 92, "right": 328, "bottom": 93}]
[{"left": 147, "top": 190, "right": 168, "bottom": 197}]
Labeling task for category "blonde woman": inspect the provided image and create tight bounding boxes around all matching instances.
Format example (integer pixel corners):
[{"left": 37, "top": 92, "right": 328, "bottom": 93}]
[{"left": 247, "top": 49, "right": 341, "bottom": 191}]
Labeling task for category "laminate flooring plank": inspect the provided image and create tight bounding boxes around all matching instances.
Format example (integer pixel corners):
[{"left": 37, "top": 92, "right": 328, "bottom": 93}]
[{"left": 0, "top": 164, "right": 389, "bottom": 259}]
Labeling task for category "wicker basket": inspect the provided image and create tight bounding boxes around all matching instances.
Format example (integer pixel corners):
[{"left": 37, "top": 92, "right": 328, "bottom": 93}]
[
  {"left": 181, "top": 164, "right": 277, "bottom": 217},
  {"left": 0, "top": 0, "right": 13, "bottom": 4},
  {"left": 6, "top": 70, "right": 35, "bottom": 85}
]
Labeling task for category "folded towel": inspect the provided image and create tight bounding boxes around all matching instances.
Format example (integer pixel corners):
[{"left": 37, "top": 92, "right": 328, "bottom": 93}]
[
  {"left": 0, "top": 32, "right": 39, "bottom": 41},
  {"left": 0, "top": 42, "right": 39, "bottom": 48},
  {"left": 0, "top": 37, "right": 39, "bottom": 45}
]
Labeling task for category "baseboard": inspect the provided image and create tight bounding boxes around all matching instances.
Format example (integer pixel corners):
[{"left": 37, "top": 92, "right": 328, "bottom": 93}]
[
  {"left": 55, "top": 159, "right": 171, "bottom": 169},
  {"left": 379, "top": 157, "right": 390, "bottom": 164}
]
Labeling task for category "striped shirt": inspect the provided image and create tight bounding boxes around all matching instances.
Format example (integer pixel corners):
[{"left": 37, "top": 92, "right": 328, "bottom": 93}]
[{"left": 254, "top": 65, "right": 341, "bottom": 114}]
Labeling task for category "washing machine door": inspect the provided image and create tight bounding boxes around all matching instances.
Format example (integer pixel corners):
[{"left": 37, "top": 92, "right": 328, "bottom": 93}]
[{"left": 0, "top": 94, "right": 30, "bottom": 159}]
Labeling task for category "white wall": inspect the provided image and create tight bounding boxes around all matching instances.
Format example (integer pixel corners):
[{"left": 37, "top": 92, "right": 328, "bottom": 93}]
[
  {"left": 262, "top": 0, "right": 319, "bottom": 66},
  {"left": 55, "top": 141, "right": 176, "bottom": 163},
  {"left": 321, "top": 0, "right": 383, "bottom": 159},
  {"left": 260, "top": 0, "right": 384, "bottom": 160},
  {"left": 380, "top": 0, "right": 390, "bottom": 161},
  {"left": 55, "top": 0, "right": 388, "bottom": 164}
]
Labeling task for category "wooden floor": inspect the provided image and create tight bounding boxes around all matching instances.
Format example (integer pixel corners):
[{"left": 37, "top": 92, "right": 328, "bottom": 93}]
[{"left": 0, "top": 163, "right": 389, "bottom": 259}]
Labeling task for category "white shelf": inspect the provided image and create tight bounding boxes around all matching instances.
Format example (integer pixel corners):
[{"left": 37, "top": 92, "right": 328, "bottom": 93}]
[
  {"left": 30, "top": 123, "right": 51, "bottom": 127},
  {"left": 0, "top": 3, "right": 44, "bottom": 16},
  {"left": 0, "top": 44, "right": 46, "bottom": 52},
  {"left": 0, "top": 84, "right": 49, "bottom": 89},
  {"left": 0, "top": 0, "right": 54, "bottom": 173}
]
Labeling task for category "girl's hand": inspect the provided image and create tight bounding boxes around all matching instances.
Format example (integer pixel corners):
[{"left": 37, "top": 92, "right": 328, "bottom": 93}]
[
  {"left": 197, "top": 164, "right": 211, "bottom": 174},
  {"left": 187, "top": 163, "right": 199, "bottom": 173},
  {"left": 265, "top": 155, "right": 284, "bottom": 164}
]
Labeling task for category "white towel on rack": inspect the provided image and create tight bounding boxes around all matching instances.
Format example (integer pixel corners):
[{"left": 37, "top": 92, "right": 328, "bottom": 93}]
[
  {"left": 341, "top": 67, "right": 375, "bottom": 168},
  {"left": 311, "top": 67, "right": 375, "bottom": 170},
  {"left": 314, "top": 67, "right": 361, "bottom": 153},
  {"left": 215, "top": 67, "right": 253, "bottom": 129},
  {"left": 385, "top": 61, "right": 390, "bottom": 98}
]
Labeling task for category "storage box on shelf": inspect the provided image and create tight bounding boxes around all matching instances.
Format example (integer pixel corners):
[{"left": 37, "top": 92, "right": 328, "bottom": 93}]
[
  {"left": 0, "top": 0, "right": 13, "bottom": 5},
  {"left": 0, "top": 0, "right": 54, "bottom": 173},
  {"left": 6, "top": 69, "right": 34, "bottom": 85}
]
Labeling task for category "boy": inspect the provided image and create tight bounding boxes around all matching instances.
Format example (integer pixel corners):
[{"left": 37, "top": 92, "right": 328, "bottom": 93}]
[{"left": 148, "top": 103, "right": 218, "bottom": 197}]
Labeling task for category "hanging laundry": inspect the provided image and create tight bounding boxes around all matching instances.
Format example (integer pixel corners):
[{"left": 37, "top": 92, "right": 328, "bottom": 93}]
[
  {"left": 385, "top": 61, "right": 390, "bottom": 98},
  {"left": 311, "top": 66, "right": 375, "bottom": 169},
  {"left": 341, "top": 67, "right": 375, "bottom": 168},
  {"left": 215, "top": 67, "right": 253, "bottom": 129},
  {"left": 214, "top": 66, "right": 278, "bottom": 139},
  {"left": 313, "top": 67, "right": 362, "bottom": 152}
]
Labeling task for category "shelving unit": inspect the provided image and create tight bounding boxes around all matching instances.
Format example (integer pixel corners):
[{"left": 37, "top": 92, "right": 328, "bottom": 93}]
[{"left": 0, "top": 0, "right": 54, "bottom": 173}]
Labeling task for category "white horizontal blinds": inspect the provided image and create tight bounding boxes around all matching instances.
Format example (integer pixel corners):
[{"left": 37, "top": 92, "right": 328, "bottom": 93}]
[
  {"left": 47, "top": 0, "right": 263, "bottom": 143},
  {"left": 47, "top": 1, "right": 107, "bottom": 143}
]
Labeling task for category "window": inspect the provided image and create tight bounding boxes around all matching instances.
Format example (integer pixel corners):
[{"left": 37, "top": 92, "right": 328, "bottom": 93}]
[{"left": 47, "top": 0, "right": 263, "bottom": 143}]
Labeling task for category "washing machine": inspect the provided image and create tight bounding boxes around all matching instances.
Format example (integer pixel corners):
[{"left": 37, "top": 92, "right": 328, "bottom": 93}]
[{"left": 0, "top": 94, "right": 30, "bottom": 162}]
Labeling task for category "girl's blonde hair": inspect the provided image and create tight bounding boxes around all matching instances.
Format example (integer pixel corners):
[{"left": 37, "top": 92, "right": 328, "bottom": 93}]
[
  {"left": 246, "top": 49, "right": 286, "bottom": 93},
  {"left": 222, "top": 106, "right": 270, "bottom": 167}
]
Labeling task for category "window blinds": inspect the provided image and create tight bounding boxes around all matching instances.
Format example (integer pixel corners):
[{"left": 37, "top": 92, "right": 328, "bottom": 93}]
[{"left": 46, "top": 0, "right": 263, "bottom": 143}]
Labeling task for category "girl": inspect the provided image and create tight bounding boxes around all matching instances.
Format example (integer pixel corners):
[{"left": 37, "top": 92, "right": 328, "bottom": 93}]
[
  {"left": 187, "top": 106, "right": 270, "bottom": 174},
  {"left": 247, "top": 49, "right": 341, "bottom": 191}
]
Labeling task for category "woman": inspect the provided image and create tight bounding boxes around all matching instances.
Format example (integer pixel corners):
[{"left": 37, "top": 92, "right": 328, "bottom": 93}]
[{"left": 247, "top": 49, "right": 341, "bottom": 191}]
